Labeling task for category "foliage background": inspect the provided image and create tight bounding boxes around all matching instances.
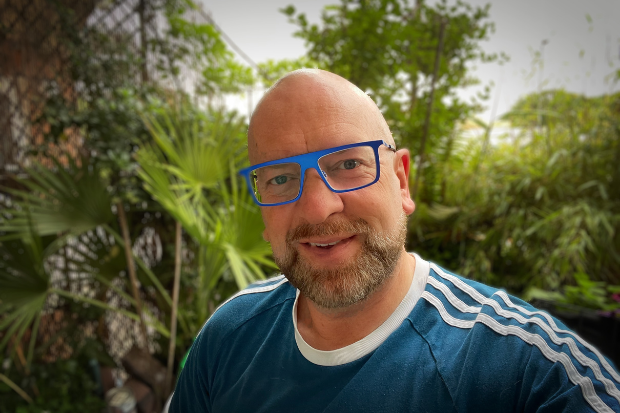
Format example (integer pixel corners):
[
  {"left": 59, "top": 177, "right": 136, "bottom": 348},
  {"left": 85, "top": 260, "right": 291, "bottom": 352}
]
[{"left": 0, "top": 0, "right": 618, "bottom": 410}]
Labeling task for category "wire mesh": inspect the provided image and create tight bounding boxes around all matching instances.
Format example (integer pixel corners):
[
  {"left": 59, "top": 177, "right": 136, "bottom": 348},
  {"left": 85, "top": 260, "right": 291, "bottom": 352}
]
[{"left": 0, "top": 0, "right": 188, "bottom": 373}]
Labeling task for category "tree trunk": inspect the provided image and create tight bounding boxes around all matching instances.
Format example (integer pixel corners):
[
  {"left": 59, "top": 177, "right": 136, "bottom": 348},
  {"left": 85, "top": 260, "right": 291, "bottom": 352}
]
[
  {"left": 412, "top": 18, "right": 446, "bottom": 201},
  {"left": 409, "top": 73, "right": 418, "bottom": 115},
  {"left": 165, "top": 221, "right": 183, "bottom": 396},
  {"left": 117, "top": 202, "right": 149, "bottom": 350},
  {"left": 139, "top": 0, "right": 149, "bottom": 83}
]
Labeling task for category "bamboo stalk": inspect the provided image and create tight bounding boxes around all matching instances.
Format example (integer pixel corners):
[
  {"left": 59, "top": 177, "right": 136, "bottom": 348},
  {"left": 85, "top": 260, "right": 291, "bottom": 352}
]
[
  {"left": 165, "top": 221, "right": 183, "bottom": 396},
  {"left": 116, "top": 202, "right": 150, "bottom": 350},
  {"left": 103, "top": 224, "right": 173, "bottom": 307},
  {"left": 15, "top": 341, "right": 27, "bottom": 371},
  {"left": 412, "top": 18, "right": 447, "bottom": 200},
  {"left": 0, "top": 373, "right": 33, "bottom": 404}
]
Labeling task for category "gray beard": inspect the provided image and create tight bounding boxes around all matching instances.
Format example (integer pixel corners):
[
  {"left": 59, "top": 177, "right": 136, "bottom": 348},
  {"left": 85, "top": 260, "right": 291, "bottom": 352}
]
[{"left": 274, "top": 213, "right": 408, "bottom": 309}]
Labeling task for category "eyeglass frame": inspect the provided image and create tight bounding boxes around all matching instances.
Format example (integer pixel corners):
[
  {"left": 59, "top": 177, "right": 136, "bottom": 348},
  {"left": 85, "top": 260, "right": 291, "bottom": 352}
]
[{"left": 238, "top": 139, "right": 397, "bottom": 207}]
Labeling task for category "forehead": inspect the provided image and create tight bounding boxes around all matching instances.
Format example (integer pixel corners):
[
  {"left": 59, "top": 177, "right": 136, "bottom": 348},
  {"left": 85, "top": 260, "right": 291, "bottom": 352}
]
[{"left": 248, "top": 78, "right": 380, "bottom": 165}]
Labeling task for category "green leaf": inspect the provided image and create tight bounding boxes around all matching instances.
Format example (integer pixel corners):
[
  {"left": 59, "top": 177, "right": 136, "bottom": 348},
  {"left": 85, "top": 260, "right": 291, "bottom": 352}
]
[{"left": 1, "top": 159, "right": 114, "bottom": 236}]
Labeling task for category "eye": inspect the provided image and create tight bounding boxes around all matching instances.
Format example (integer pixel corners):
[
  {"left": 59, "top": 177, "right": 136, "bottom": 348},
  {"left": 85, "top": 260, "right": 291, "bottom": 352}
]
[
  {"left": 269, "top": 175, "right": 289, "bottom": 185},
  {"left": 339, "top": 159, "right": 361, "bottom": 170}
]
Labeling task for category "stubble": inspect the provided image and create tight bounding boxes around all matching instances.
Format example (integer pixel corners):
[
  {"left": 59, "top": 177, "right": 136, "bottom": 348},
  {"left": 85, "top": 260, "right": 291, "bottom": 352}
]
[{"left": 274, "top": 213, "right": 408, "bottom": 309}]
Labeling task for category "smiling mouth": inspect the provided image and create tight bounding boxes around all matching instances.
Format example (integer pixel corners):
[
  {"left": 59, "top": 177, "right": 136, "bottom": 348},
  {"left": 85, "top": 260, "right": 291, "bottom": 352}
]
[
  {"left": 301, "top": 235, "right": 356, "bottom": 249},
  {"left": 309, "top": 241, "right": 340, "bottom": 248}
]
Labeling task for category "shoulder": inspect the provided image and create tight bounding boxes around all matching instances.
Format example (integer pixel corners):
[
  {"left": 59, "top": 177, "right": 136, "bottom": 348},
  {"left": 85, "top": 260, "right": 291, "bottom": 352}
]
[
  {"left": 419, "top": 262, "right": 580, "bottom": 335},
  {"left": 413, "top": 262, "right": 620, "bottom": 412},
  {"left": 201, "top": 275, "right": 295, "bottom": 341},
  {"left": 169, "top": 275, "right": 295, "bottom": 413},
  {"left": 179, "top": 275, "right": 295, "bottom": 390}
]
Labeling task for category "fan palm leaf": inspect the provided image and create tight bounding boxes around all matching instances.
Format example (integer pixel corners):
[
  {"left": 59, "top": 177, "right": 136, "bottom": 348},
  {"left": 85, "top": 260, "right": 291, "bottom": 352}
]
[
  {"left": 140, "top": 107, "right": 247, "bottom": 198},
  {"left": 0, "top": 160, "right": 172, "bottom": 364},
  {"left": 137, "top": 106, "right": 276, "bottom": 335},
  {"left": 206, "top": 168, "right": 277, "bottom": 289},
  {"left": 0, "top": 158, "right": 114, "bottom": 237},
  {"left": 0, "top": 216, "right": 49, "bottom": 366}
]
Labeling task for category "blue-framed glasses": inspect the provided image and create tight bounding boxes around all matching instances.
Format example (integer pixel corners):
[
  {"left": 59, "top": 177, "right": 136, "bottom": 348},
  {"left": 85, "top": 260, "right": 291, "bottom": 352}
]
[{"left": 239, "top": 140, "right": 396, "bottom": 206}]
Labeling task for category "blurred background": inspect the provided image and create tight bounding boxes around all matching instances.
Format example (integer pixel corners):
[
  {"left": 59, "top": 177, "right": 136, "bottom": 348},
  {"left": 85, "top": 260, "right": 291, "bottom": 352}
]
[{"left": 0, "top": 0, "right": 618, "bottom": 411}]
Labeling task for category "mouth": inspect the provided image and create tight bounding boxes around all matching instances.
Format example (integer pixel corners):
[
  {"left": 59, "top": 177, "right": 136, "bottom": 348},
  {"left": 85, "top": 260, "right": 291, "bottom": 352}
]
[
  {"left": 298, "top": 235, "right": 356, "bottom": 250},
  {"left": 309, "top": 240, "right": 341, "bottom": 248}
]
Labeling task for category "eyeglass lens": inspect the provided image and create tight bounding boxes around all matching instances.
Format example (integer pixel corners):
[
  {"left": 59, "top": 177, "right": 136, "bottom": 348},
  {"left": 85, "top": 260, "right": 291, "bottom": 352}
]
[{"left": 250, "top": 146, "right": 377, "bottom": 205}]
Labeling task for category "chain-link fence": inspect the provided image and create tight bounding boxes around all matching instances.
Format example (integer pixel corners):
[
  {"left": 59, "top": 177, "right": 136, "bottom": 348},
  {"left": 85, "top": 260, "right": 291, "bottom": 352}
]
[
  {"left": 0, "top": 0, "right": 206, "bottom": 372},
  {"left": 1, "top": 0, "right": 99, "bottom": 174}
]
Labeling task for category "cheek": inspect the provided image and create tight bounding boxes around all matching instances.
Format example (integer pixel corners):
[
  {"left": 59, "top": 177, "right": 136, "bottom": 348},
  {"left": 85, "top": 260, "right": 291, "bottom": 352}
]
[
  {"left": 348, "top": 178, "right": 402, "bottom": 224},
  {"left": 369, "top": 176, "right": 400, "bottom": 206},
  {"left": 261, "top": 209, "right": 290, "bottom": 250}
]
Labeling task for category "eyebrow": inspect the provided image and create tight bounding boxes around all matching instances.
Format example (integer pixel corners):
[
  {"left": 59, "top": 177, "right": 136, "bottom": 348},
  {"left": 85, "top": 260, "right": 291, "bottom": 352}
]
[{"left": 256, "top": 162, "right": 299, "bottom": 170}]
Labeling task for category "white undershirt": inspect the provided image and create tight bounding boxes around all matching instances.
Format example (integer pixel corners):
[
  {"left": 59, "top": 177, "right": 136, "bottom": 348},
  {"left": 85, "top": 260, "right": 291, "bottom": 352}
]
[{"left": 293, "top": 253, "right": 430, "bottom": 366}]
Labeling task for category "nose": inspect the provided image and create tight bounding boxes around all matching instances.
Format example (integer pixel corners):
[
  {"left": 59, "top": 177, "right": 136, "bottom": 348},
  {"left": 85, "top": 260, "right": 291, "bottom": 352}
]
[{"left": 295, "top": 168, "right": 344, "bottom": 224}]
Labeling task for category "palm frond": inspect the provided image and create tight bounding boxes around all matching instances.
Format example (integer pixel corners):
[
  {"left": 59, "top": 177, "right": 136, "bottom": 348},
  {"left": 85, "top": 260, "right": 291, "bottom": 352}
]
[
  {"left": 0, "top": 158, "right": 114, "bottom": 236},
  {"left": 0, "top": 233, "right": 49, "bottom": 365},
  {"left": 137, "top": 105, "right": 276, "bottom": 315},
  {"left": 140, "top": 107, "right": 248, "bottom": 194}
]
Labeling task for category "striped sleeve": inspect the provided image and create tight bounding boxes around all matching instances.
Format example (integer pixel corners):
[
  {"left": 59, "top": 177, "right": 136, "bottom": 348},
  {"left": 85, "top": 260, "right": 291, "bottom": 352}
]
[
  {"left": 170, "top": 275, "right": 289, "bottom": 413},
  {"left": 420, "top": 263, "right": 620, "bottom": 413}
]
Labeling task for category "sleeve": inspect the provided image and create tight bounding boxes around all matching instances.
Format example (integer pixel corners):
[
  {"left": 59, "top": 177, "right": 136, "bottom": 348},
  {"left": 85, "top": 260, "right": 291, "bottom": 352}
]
[
  {"left": 169, "top": 329, "right": 211, "bottom": 413},
  {"left": 414, "top": 268, "right": 620, "bottom": 412},
  {"left": 431, "top": 288, "right": 620, "bottom": 412},
  {"left": 494, "top": 294, "right": 620, "bottom": 413},
  {"left": 519, "top": 342, "right": 620, "bottom": 413}
]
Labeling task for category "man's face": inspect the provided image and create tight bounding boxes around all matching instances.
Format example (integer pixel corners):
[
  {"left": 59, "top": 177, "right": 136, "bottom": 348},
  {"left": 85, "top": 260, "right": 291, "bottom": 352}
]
[
  {"left": 276, "top": 213, "right": 409, "bottom": 308},
  {"left": 249, "top": 75, "right": 414, "bottom": 308}
]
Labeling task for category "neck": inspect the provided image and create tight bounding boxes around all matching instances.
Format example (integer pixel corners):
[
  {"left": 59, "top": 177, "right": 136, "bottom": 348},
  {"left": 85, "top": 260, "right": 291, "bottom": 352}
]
[{"left": 295, "top": 250, "right": 416, "bottom": 351}]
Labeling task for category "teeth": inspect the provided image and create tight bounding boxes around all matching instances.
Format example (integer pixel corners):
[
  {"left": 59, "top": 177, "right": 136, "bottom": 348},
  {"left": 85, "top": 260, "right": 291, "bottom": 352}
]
[{"left": 309, "top": 240, "right": 340, "bottom": 247}]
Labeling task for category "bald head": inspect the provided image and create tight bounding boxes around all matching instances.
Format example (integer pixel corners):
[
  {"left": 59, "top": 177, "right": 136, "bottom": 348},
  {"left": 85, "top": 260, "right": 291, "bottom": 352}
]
[
  {"left": 245, "top": 69, "right": 416, "bottom": 313},
  {"left": 248, "top": 69, "right": 393, "bottom": 164}
]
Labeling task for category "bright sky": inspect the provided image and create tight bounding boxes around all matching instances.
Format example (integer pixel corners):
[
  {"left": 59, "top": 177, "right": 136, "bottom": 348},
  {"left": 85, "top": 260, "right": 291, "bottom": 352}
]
[{"left": 201, "top": 0, "right": 620, "bottom": 123}]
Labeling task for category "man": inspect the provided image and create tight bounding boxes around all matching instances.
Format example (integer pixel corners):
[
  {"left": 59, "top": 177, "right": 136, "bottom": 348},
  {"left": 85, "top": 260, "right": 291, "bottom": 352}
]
[{"left": 170, "top": 69, "right": 620, "bottom": 412}]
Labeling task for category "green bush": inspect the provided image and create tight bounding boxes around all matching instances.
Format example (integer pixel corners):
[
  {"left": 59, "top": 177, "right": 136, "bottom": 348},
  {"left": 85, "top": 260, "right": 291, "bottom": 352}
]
[
  {"left": 409, "top": 90, "right": 620, "bottom": 301},
  {"left": 0, "top": 359, "right": 105, "bottom": 413}
]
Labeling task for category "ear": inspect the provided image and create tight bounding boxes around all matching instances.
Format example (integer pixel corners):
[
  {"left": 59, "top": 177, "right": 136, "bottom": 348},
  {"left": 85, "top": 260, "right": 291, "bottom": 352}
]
[
  {"left": 262, "top": 228, "right": 270, "bottom": 243},
  {"left": 394, "top": 149, "right": 415, "bottom": 215}
]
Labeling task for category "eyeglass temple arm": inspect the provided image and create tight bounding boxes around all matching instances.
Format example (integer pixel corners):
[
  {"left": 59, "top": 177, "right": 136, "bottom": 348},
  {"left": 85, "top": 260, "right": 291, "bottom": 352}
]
[{"left": 383, "top": 142, "right": 397, "bottom": 152}]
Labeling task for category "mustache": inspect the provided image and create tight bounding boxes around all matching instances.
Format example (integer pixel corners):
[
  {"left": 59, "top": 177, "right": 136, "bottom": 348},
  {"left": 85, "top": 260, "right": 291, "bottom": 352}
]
[{"left": 286, "top": 218, "right": 372, "bottom": 243}]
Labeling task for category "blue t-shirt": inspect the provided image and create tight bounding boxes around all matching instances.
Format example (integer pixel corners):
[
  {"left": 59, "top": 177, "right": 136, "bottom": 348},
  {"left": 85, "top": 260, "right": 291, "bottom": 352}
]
[{"left": 170, "top": 255, "right": 620, "bottom": 412}]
